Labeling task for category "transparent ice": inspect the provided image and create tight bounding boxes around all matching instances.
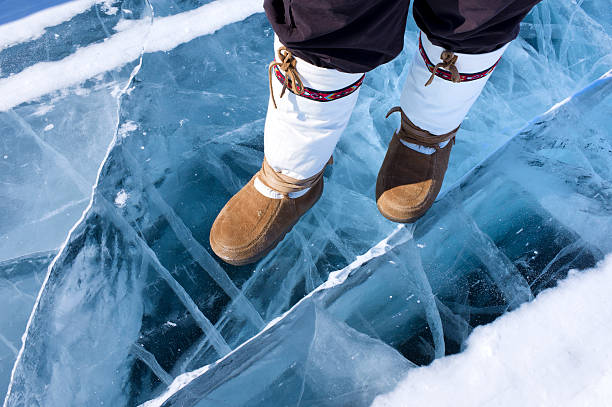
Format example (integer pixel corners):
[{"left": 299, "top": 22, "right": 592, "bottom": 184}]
[{"left": 0, "top": 0, "right": 611, "bottom": 406}]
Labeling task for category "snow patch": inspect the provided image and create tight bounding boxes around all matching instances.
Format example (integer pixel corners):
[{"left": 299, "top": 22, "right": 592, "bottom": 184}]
[
  {"left": 372, "top": 254, "right": 612, "bottom": 407},
  {"left": 43, "top": 124, "right": 54, "bottom": 132},
  {"left": 118, "top": 121, "right": 138, "bottom": 138},
  {"left": 0, "top": 0, "right": 100, "bottom": 50},
  {"left": 140, "top": 365, "right": 211, "bottom": 407},
  {"left": 114, "top": 190, "right": 129, "bottom": 208},
  {"left": 100, "top": 0, "right": 119, "bottom": 16},
  {"left": 0, "top": 0, "right": 263, "bottom": 111},
  {"left": 32, "top": 104, "right": 55, "bottom": 116},
  {"left": 112, "top": 18, "right": 140, "bottom": 33}
]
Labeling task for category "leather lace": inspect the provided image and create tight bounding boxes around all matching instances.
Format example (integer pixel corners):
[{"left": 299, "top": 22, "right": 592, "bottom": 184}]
[
  {"left": 386, "top": 107, "right": 457, "bottom": 150},
  {"left": 259, "top": 156, "right": 332, "bottom": 197},
  {"left": 268, "top": 46, "right": 305, "bottom": 109},
  {"left": 425, "top": 51, "right": 461, "bottom": 86}
]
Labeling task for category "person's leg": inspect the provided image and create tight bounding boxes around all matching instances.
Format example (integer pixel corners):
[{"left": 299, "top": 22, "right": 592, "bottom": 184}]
[
  {"left": 262, "top": 36, "right": 364, "bottom": 189},
  {"left": 376, "top": 0, "right": 541, "bottom": 223},
  {"left": 210, "top": 0, "right": 408, "bottom": 265},
  {"left": 261, "top": 0, "right": 411, "bottom": 189}
]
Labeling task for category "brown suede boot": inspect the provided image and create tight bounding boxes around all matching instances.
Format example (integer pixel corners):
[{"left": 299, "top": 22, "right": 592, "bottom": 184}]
[
  {"left": 210, "top": 158, "right": 327, "bottom": 266},
  {"left": 376, "top": 107, "right": 458, "bottom": 223}
]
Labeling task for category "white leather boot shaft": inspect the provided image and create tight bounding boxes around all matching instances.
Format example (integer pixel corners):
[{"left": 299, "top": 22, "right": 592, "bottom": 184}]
[
  {"left": 400, "top": 32, "right": 508, "bottom": 136},
  {"left": 258, "top": 36, "right": 363, "bottom": 199}
]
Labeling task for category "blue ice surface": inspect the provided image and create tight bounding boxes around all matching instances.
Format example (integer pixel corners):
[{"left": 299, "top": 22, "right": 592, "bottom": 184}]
[
  {"left": 0, "top": 0, "right": 73, "bottom": 24},
  {"left": 0, "top": 252, "right": 54, "bottom": 403},
  {"left": 0, "top": 0, "right": 611, "bottom": 405}
]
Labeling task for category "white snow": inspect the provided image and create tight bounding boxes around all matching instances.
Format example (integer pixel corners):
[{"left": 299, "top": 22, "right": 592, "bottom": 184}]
[
  {"left": 372, "top": 254, "right": 612, "bottom": 407},
  {"left": 118, "top": 120, "right": 138, "bottom": 138},
  {"left": 100, "top": 0, "right": 118, "bottom": 16},
  {"left": 0, "top": 0, "right": 100, "bottom": 50},
  {"left": 32, "top": 103, "right": 55, "bottom": 116},
  {"left": 114, "top": 189, "right": 129, "bottom": 208},
  {"left": 0, "top": 0, "right": 263, "bottom": 111}
]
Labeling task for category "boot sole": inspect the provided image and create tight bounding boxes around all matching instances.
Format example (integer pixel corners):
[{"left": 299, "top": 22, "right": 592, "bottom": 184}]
[{"left": 376, "top": 201, "right": 424, "bottom": 224}]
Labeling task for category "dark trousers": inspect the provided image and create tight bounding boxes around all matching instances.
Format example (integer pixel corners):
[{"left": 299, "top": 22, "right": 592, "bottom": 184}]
[{"left": 264, "top": 0, "right": 541, "bottom": 73}]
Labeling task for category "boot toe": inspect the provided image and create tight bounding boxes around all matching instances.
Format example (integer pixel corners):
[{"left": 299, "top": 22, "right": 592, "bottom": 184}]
[
  {"left": 376, "top": 178, "right": 433, "bottom": 223},
  {"left": 210, "top": 177, "right": 280, "bottom": 265}
]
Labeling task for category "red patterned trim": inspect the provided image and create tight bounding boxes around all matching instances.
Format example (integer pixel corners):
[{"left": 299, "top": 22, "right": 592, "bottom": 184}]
[
  {"left": 274, "top": 66, "right": 365, "bottom": 102},
  {"left": 418, "top": 33, "right": 500, "bottom": 82}
]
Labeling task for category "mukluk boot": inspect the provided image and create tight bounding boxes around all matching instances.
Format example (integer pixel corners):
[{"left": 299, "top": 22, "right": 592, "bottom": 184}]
[
  {"left": 210, "top": 36, "right": 364, "bottom": 265},
  {"left": 376, "top": 32, "right": 508, "bottom": 223},
  {"left": 210, "top": 158, "right": 328, "bottom": 266},
  {"left": 376, "top": 107, "right": 456, "bottom": 223}
]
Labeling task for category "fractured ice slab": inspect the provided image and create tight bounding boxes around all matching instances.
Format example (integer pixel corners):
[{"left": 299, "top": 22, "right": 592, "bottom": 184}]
[
  {"left": 0, "top": 0, "right": 152, "bottom": 262},
  {"left": 0, "top": 252, "right": 54, "bottom": 402},
  {"left": 0, "top": 84, "right": 129, "bottom": 261},
  {"left": 146, "top": 300, "right": 414, "bottom": 407}
]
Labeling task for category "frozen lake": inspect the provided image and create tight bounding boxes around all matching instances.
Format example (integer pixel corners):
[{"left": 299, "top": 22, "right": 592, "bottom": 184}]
[{"left": 1, "top": 0, "right": 611, "bottom": 405}]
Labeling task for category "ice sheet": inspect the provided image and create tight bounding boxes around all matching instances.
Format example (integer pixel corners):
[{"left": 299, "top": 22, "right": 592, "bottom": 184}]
[
  {"left": 0, "top": 0, "right": 101, "bottom": 48},
  {"left": 0, "top": 0, "right": 611, "bottom": 405},
  {"left": 0, "top": 252, "right": 54, "bottom": 402},
  {"left": 0, "top": 0, "right": 150, "bottom": 262}
]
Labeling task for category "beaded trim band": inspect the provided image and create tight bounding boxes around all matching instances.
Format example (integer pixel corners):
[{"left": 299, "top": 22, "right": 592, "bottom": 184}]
[
  {"left": 418, "top": 33, "right": 501, "bottom": 83},
  {"left": 273, "top": 65, "right": 365, "bottom": 102}
]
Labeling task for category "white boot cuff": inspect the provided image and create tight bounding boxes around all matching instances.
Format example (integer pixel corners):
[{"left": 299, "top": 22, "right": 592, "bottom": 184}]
[
  {"left": 400, "top": 32, "right": 508, "bottom": 135},
  {"left": 259, "top": 36, "right": 364, "bottom": 198}
]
